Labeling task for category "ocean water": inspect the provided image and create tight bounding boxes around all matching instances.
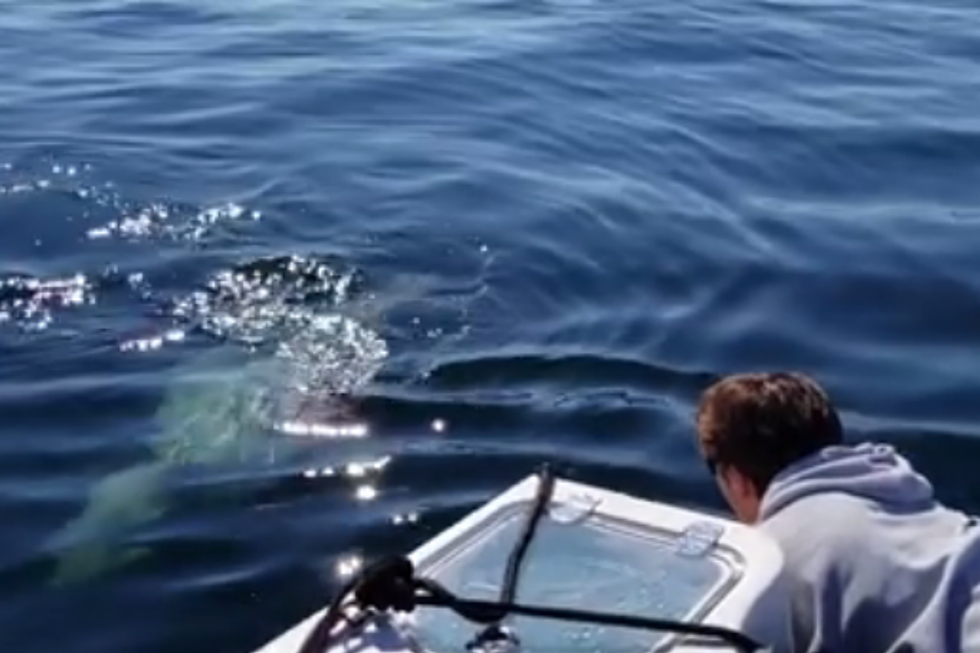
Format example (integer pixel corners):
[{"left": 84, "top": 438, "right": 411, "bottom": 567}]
[{"left": 3, "top": 0, "right": 980, "bottom": 651}]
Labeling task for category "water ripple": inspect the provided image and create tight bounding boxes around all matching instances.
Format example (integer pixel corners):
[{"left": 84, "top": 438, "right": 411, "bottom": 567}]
[
  {"left": 168, "top": 254, "right": 362, "bottom": 346},
  {"left": 4, "top": 0, "right": 980, "bottom": 652}
]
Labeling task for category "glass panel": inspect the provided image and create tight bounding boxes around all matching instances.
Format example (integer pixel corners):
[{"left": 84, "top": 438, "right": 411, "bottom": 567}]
[{"left": 410, "top": 504, "right": 734, "bottom": 653}]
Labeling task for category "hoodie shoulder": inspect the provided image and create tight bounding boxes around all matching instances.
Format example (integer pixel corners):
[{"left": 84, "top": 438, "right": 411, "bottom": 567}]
[
  {"left": 762, "top": 492, "right": 869, "bottom": 571},
  {"left": 760, "top": 443, "right": 936, "bottom": 522},
  {"left": 760, "top": 493, "right": 878, "bottom": 653}
]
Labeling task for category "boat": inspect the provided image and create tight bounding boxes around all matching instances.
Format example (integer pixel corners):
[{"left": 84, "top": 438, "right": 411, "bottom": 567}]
[{"left": 251, "top": 465, "right": 790, "bottom": 653}]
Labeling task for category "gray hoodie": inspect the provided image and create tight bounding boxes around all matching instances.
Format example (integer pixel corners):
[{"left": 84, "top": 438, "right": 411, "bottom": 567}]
[{"left": 758, "top": 442, "right": 980, "bottom": 653}]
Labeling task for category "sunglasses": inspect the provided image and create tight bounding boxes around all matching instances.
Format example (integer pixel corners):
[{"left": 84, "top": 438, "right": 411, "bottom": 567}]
[{"left": 705, "top": 457, "right": 719, "bottom": 475}]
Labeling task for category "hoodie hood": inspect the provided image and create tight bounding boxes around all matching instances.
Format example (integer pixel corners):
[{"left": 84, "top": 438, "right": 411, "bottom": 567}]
[{"left": 759, "top": 442, "right": 936, "bottom": 520}]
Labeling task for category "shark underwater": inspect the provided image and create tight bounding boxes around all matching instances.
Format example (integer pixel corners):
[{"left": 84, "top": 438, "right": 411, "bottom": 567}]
[{"left": 43, "top": 255, "right": 392, "bottom": 585}]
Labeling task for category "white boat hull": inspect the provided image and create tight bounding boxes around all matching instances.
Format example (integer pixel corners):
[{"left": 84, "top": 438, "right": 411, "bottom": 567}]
[{"left": 253, "top": 473, "right": 791, "bottom": 653}]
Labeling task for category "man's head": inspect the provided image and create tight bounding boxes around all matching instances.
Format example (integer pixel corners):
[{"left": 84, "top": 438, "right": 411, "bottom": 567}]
[{"left": 695, "top": 371, "right": 843, "bottom": 523}]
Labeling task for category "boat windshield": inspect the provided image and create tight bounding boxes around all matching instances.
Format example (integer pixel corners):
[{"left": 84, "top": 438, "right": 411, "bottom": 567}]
[{"left": 407, "top": 499, "right": 740, "bottom": 653}]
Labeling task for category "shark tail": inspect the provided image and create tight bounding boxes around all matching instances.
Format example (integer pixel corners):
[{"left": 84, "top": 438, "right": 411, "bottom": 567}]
[{"left": 44, "top": 461, "right": 171, "bottom": 586}]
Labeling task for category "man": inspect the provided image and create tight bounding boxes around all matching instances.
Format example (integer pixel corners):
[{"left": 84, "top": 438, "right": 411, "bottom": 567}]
[{"left": 695, "top": 371, "right": 980, "bottom": 653}]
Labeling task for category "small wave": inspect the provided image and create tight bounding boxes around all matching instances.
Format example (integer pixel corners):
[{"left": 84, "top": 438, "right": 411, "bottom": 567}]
[
  {"left": 160, "top": 253, "right": 390, "bottom": 422},
  {"left": 275, "top": 313, "right": 388, "bottom": 394},
  {"left": 0, "top": 274, "right": 95, "bottom": 332},
  {"left": 1, "top": 159, "right": 262, "bottom": 247},
  {"left": 168, "top": 254, "right": 364, "bottom": 347},
  {"left": 0, "top": 268, "right": 150, "bottom": 335},
  {"left": 85, "top": 201, "right": 261, "bottom": 243},
  {"left": 0, "top": 161, "right": 92, "bottom": 197},
  {"left": 355, "top": 389, "right": 538, "bottom": 434},
  {"left": 122, "top": 252, "right": 396, "bottom": 470},
  {"left": 415, "top": 349, "right": 714, "bottom": 395}
]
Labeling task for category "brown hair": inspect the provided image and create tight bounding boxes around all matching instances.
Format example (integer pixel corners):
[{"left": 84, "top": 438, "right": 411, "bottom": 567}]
[{"left": 696, "top": 372, "right": 843, "bottom": 493}]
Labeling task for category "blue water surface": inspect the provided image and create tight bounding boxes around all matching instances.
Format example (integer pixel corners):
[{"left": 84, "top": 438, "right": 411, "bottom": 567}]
[{"left": 2, "top": 1, "right": 980, "bottom": 652}]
